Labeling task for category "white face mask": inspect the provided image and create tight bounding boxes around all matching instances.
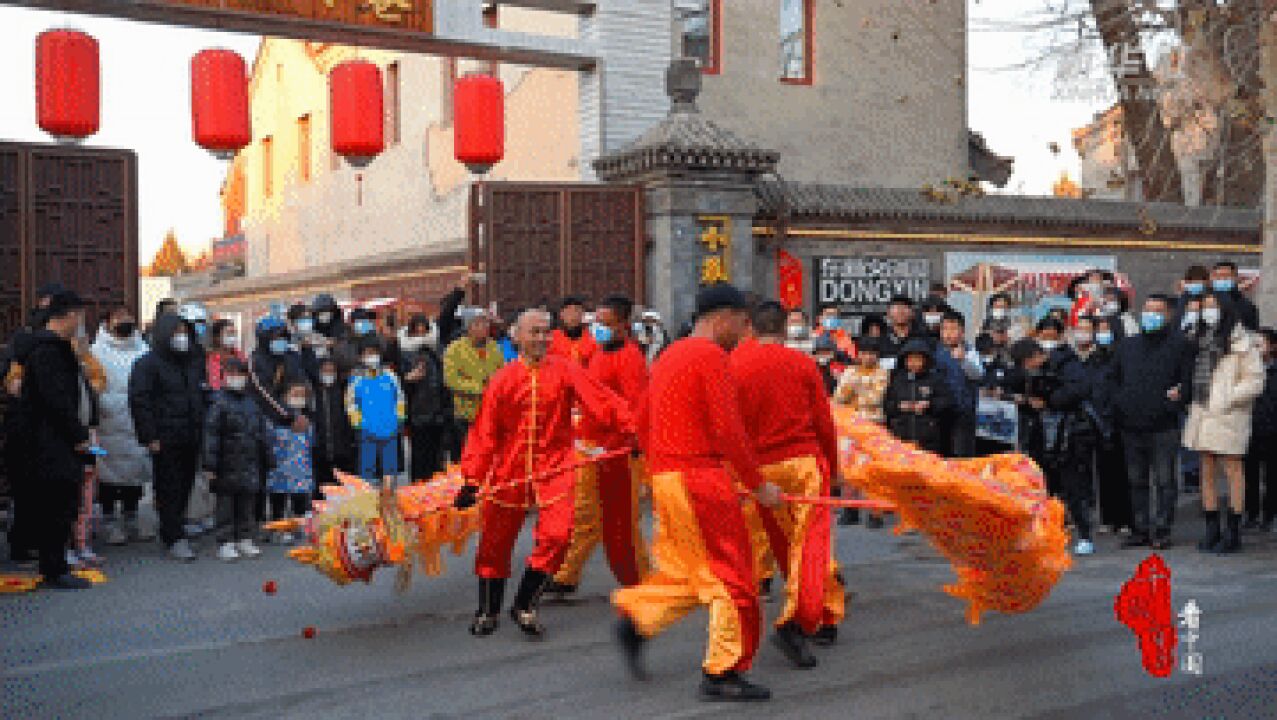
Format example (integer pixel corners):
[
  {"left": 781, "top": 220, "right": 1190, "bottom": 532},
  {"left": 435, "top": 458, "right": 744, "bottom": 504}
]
[
  {"left": 222, "top": 335, "right": 239, "bottom": 350},
  {"left": 320, "top": 373, "right": 337, "bottom": 387},
  {"left": 990, "top": 308, "right": 1008, "bottom": 320},
  {"left": 225, "top": 376, "right": 247, "bottom": 391},
  {"left": 1201, "top": 307, "right": 1221, "bottom": 326},
  {"left": 170, "top": 334, "right": 191, "bottom": 353},
  {"left": 1182, "top": 311, "right": 1200, "bottom": 329},
  {"left": 923, "top": 313, "right": 942, "bottom": 327},
  {"left": 313, "top": 345, "right": 329, "bottom": 359},
  {"left": 287, "top": 397, "right": 307, "bottom": 410},
  {"left": 1073, "top": 332, "right": 1093, "bottom": 346},
  {"left": 401, "top": 336, "right": 428, "bottom": 352},
  {"left": 363, "top": 356, "right": 381, "bottom": 370},
  {"left": 1039, "top": 340, "right": 1059, "bottom": 351},
  {"left": 317, "top": 312, "right": 333, "bottom": 324},
  {"left": 787, "top": 325, "right": 806, "bottom": 340},
  {"left": 1104, "top": 301, "right": 1121, "bottom": 315}
]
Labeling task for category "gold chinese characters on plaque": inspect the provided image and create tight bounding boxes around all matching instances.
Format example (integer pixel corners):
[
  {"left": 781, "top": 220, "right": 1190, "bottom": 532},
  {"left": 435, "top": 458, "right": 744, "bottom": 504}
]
[
  {"left": 164, "top": 0, "right": 433, "bottom": 32},
  {"left": 698, "top": 216, "right": 731, "bottom": 285}
]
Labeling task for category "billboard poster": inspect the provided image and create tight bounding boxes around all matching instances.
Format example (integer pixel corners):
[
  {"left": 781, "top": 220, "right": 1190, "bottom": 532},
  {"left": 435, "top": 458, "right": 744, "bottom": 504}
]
[
  {"left": 945, "top": 252, "right": 1121, "bottom": 339},
  {"left": 813, "top": 256, "right": 931, "bottom": 335}
]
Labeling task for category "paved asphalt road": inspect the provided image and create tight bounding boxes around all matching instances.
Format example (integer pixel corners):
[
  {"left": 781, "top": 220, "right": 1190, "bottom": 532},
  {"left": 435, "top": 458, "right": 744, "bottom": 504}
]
[{"left": 3, "top": 502, "right": 1277, "bottom": 720}]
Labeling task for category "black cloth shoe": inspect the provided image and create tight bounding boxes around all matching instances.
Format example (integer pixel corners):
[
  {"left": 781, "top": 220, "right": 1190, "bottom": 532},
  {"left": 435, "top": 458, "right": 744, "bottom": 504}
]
[
  {"left": 1197, "top": 511, "right": 1221, "bottom": 552},
  {"left": 615, "top": 617, "right": 649, "bottom": 681},
  {"left": 1151, "top": 530, "right": 1173, "bottom": 551},
  {"left": 1122, "top": 532, "right": 1150, "bottom": 548},
  {"left": 43, "top": 573, "right": 92, "bottom": 590},
  {"left": 510, "top": 569, "right": 550, "bottom": 638},
  {"left": 1215, "top": 512, "right": 1242, "bottom": 554},
  {"left": 699, "top": 671, "right": 772, "bottom": 702},
  {"left": 812, "top": 625, "right": 839, "bottom": 647},
  {"left": 771, "top": 622, "right": 818, "bottom": 668},
  {"left": 543, "top": 580, "right": 577, "bottom": 598},
  {"left": 469, "top": 578, "right": 506, "bottom": 636}
]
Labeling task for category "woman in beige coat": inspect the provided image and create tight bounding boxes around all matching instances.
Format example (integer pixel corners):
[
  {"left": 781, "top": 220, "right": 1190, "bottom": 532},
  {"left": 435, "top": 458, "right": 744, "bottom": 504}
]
[{"left": 1182, "top": 293, "right": 1266, "bottom": 554}]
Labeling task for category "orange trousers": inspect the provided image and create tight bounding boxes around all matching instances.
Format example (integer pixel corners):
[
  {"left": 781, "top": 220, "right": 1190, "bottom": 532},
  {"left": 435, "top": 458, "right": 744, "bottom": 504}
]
[
  {"left": 741, "top": 498, "right": 777, "bottom": 583},
  {"left": 612, "top": 466, "right": 761, "bottom": 675},
  {"left": 757, "top": 456, "right": 846, "bottom": 634},
  {"left": 555, "top": 453, "right": 651, "bottom": 587}
]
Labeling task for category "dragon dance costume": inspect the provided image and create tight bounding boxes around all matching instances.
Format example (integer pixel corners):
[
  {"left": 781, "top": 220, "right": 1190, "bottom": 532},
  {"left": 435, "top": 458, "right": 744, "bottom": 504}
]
[
  {"left": 554, "top": 337, "right": 651, "bottom": 589},
  {"left": 612, "top": 337, "right": 767, "bottom": 677},
  {"left": 460, "top": 354, "right": 632, "bottom": 636},
  {"left": 730, "top": 339, "right": 845, "bottom": 656}
]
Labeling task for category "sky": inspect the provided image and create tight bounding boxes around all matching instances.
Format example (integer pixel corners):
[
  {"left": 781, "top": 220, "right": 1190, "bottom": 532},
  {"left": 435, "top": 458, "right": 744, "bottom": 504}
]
[{"left": 0, "top": 1, "right": 1133, "bottom": 265}]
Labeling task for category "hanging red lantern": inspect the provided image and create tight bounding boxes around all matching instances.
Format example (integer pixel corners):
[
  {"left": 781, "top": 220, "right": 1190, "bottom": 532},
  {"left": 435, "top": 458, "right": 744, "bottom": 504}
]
[
  {"left": 454, "top": 73, "right": 505, "bottom": 174},
  {"left": 329, "top": 60, "right": 384, "bottom": 168},
  {"left": 35, "top": 29, "right": 100, "bottom": 142},
  {"left": 191, "top": 49, "right": 251, "bottom": 160}
]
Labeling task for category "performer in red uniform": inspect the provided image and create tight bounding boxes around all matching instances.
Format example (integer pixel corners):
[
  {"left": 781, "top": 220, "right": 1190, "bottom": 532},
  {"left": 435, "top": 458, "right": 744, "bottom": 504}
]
[
  {"left": 731, "top": 301, "right": 846, "bottom": 669},
  {"left": 614, "top": 284, "right": 782, "bottom": 702},
  {"left": 549, "top": 295, "right": 651, "bottom": 594},
  {"left": 455, "top": 309, "right": 633, "bottom": 638},
  {"left": 547, "top": 295, "right": 598, "bottom": 368}
]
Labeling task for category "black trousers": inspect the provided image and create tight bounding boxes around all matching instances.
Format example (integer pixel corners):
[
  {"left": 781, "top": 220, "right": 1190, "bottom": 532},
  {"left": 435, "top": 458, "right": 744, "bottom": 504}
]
[
  {"left": 1124, "top": 429, "right": 1179, "bottom": 537},
  {"left": 36, "top": 478, "right": 79, "bottom": 579},
  {"left": 410, "top": 422, "right": 447, "bottom": 481},
  {"left": 1244, "top": 439, "right": 1277, "bottom": 523},
  {"left": 949, "top": 415, "right": 977, "bottom": 458},
  {"left": 151, "top": 444, "right": 198, "bottom": 547},
  {"left": 450, "top": 419, "right": 471, "bottom": 463},
  {"left": 99, "top": 483, "right": 142, "bottom": 518},
  {"left": 1097, "top": 435, "right": 1133, "bottom": 530},
  {"left": 269, "top": 492, "right": 310, "bottom": 520},
  {"left": 7, "top": 473, "right": 35, "bottom": 559},
  {"left": 1052, "top": 443, "right": 1096, "bottom": 542},
  {"left": 216, "top": 493, "right": 255, "bottom": 543}
]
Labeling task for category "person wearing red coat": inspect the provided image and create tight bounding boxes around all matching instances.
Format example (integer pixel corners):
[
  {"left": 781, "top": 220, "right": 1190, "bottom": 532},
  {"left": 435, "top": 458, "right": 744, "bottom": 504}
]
[
  {"left": 547, "top": 295, "right": 598, "bottom": 368},
  {"left": 730, "top": 301, "right": 846, "bottom": 670},
  {"left": 549, "top": 296, "right": 652, "bottom": 594},
  {"left": 455, "top": 309, "right": 633, "bottom": 639},
  {"left": 613, "top": 284, "right": 783, "bottom": 702}
]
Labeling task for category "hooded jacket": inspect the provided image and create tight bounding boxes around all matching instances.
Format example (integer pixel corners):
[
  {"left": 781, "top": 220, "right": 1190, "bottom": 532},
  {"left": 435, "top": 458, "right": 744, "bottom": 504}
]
[
  {"left": 250, "top": 324, "right": 309, "bottom": 426},
  {"left": 91, "top": 326, "right": 152, "bottom": 486},
  {"left": 883, "top": 338, "right": 953, "bottom": 453},
  {"left": 129, "top": 314, "right": 206, "bottom": 449},
  {"left": 21, "top": 329, "right": 91, "bottom": 484},
  {"left": 202, "top": 386, "right": 274, "bottom": 494}
]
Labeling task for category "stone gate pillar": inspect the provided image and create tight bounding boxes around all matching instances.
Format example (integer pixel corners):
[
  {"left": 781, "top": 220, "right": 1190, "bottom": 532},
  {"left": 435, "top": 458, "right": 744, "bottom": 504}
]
[
  {"left": 1260, "top": 19, "right": 1277, "bottom": 325},
  {"left": 593, "top": 59, "right": 780, "bottom": 332}
]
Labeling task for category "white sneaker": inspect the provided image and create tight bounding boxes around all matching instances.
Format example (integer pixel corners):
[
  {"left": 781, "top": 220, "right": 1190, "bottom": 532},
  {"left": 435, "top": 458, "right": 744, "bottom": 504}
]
[
  {"left": 77, "top": 549, "right": 103, "bottom": 566},
  {"left": 169, "top": 539, "right": 197, "bottom": 562},
  {"left": 104, "top": 523, "right": 128, "bottom": 546},
  {"left": 1073, "top": 539, "right": 1095, "bottom": 556},
  {"left": 217, "top": 542, "right": 240, "bottom": 561},
  {"left": 237, "top": 539, "right": 262, "bottom": 558}
]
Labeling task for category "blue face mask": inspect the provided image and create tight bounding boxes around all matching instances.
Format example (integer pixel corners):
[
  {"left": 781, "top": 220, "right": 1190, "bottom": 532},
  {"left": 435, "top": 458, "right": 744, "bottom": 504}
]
[
  {"left": 822, "top": 317, "right": 841, "bottom": 331},
  {"left": 1095, "top": 331, "right": 1114, "bottom": 347},
  {"left": 1140, "top": 312, "right": 1165, "bottom": 333},
  {"left": 1184, "top": 282, "right": 1204, "bottom": 296},
  {"left": 296, "top": 319, "right": 314, "bottom": 335},
  {"left": 354, "top": 319, "right": 375, "bottom": 336},
  {"left": 591, "top": 323, "right": 614, "bottom": 346},
  {"left": 1212, "top": 279, "right": 1236, "bottom": 293},
  {"left": 269, "top": 338, "right": 290, "bottom": 355}
]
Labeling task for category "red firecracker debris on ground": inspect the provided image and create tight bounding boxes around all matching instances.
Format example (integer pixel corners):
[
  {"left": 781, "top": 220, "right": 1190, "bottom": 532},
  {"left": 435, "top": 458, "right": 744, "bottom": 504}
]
[
  {"left": 262, "top": 580, "right": 277, "bottom": 595},
  {"left": 302, "top": 626, "right": 317, "bottom": 639}
]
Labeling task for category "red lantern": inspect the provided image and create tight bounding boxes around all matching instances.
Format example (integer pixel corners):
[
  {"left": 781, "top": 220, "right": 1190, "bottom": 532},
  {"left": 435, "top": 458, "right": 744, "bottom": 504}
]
[
  {"left": 454, "top": 74, "right": 505, "bottom": 174},
  {"left": 329, "top": 60, "right": 384, "bottom": 168},
  {"left": 191, "top": 49, "right": 251, "bottom": 160},
  {"left": 36, "top": 29, "right": 100, "bottom": 142}
]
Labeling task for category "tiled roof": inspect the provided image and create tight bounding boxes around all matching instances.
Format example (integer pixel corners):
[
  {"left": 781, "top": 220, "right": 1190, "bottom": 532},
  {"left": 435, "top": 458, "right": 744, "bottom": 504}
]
[
  {"left": 593, "top": 109, "right": 780, "bottom": 179},
  {"left": 756, "top": 180, "right": 1261, "bottom": 234}
]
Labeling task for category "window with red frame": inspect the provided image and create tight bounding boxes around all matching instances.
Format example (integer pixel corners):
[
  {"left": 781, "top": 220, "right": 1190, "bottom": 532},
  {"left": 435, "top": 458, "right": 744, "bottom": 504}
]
[
  {"left": 679, "top": 0, "right": 721, "bottom": 74},
  {"left": 780, "top": 0, "right": 813, "bottom": 84}
]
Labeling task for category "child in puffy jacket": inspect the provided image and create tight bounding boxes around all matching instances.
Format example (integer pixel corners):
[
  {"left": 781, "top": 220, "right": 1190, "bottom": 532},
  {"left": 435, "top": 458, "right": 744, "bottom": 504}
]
[
  {"left": 267, "top": 381, "right": 315, "bottom": 543},
  {"left": 203, "top": 359, "right": 274, "bottom": 561},
  {"left": 345, "top": 341, "right": 405, "bottom": 485}
]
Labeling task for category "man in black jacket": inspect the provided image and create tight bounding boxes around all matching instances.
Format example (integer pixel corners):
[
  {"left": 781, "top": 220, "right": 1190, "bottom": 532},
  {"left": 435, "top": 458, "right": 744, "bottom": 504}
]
[
  {"left": 401, "top": 315, "right": 451, "bottom": 479},
  {"left": 1244, "top": 328, "right": 1277, "bottom": 530},
  {"left": 1210, "top": 261, "right": 1259, "bottom": 331},
  {"left": 129, "top": 314, "right": 206, "bottom": 561},
  {"left": 21, "top": 290, "right": 94, "bottom": 588},
  {"left": 1111, "top": 295, "right": 1193, "bottom": 550},
  {"left": 883, "top": 338, "right": 953, "bottom": 454}
]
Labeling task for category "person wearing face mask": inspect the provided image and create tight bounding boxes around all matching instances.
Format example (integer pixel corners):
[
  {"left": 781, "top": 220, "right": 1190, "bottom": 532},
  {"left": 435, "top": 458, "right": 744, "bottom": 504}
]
[
  {"left": 202, "top": 358, "right": 274, "bottom": 561},
  {"left": 883, "top": 339, "right": 954, "bottom": 455},
  {"left": 345, "top": 342, "right": 406, "bottom": 484},
  {"left": 249, "top": 317, "right": 310, "bottom": 429},
  {"left": 400, "top": 315, "right": 450, "bottom": 480},
  {"left": 812, "top": 305, "right": 856, "bottom": 360},
  {"left": 128, "top": 313, "right": 206, "bottom": 561},
  {"left": 937, "top": 311, "right": 982, "bottom": 458},
  {"left": 309, "top": 294, "right": 348, "bottom": 368},
  {"left": 336, "top": 308, "right": 382, "bottom": 374},
  {"left": 981, "top": 293, "right": 1020, "bottom": 339},
  {"left": 1210, "top": 261, "right": 1259, "bottom": 331},
  {"left": 1174, "top": 266, "right": 1210, "bottom": 320},
  {"left": 548, "top": 296, "right": 598, "bottom": 368},
  {"left": 1089, "top": 316, "right": 1132, "bottom": 535},
  {"left": 90, "top": 307, "right": 155, "bottom": 547},
  {"left": 1110, "top": 295, "right": 1194, "bottom": 550},
  {"left": 1182, "top": 293, "right": 1265, "bottom": 554},
  {"left": 810, "top": 335, "right": 840, "bottom": 395},
  {"left": 266, "top": 381, "right": 316, "bottom": 543},
  {"left": 548, "top": 296, "right": 652, "bottom": 598},
  {"left": 881, "top": 295, "right": 930, "bottom": 367},
  {"left": 784, "top": 309, "right": 813, "bottom": 355},
  {"left": 1243, "top": 328, "right": 1277, "bottom": 532},
  {"left": 311, "top": 358, "right": 353, "bottom": 487},
  {"left": 204, "top": 319, "right": 245, "bottom": 391},
  {"left": 918, "top": 299, "right": 948, "bottom": 339}
]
